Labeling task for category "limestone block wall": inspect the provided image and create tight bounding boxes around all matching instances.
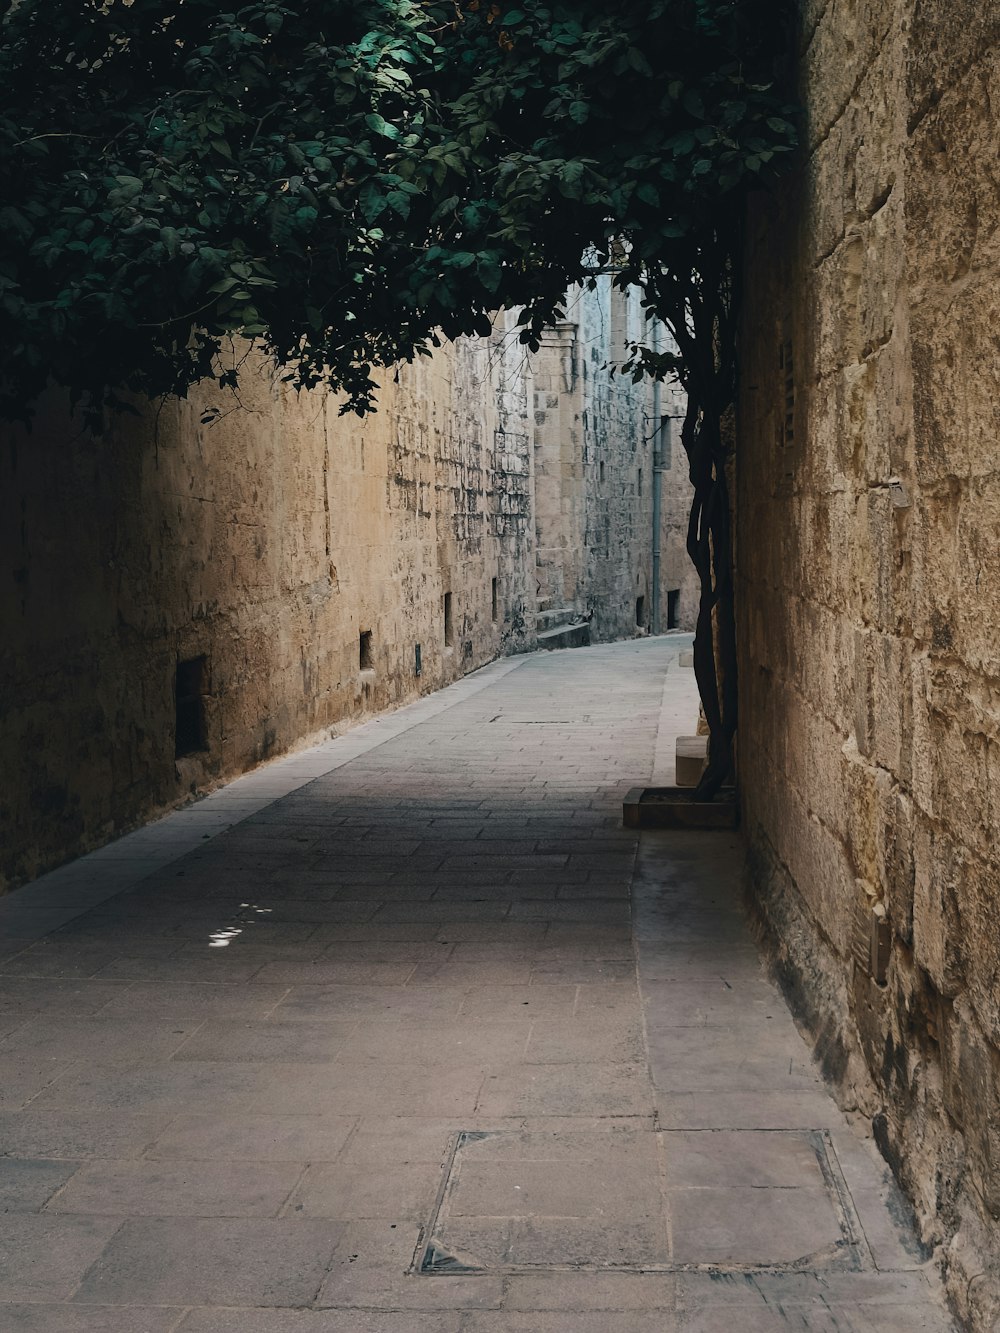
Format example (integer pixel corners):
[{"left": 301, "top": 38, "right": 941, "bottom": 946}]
[
  {"left": 2, "top": 289, "right": 693, "bottom": 892},
  {"left": 655, "top": 379, "right": 698, "bottom": 634},
  {"left": 532, "top": 278, "right": 699, "bottom": 639},
  {"left": 0, "top": 316, "right": 534, "bottom": 891},
  {"left": 578, "top": 280, "right": 648, "bottom": 639},
  {"left": 738, "top": 1, "right": 1000, "bottom": 1323},
  {"left": 531, "top": 321, "right": 586, "bottom": 614}
]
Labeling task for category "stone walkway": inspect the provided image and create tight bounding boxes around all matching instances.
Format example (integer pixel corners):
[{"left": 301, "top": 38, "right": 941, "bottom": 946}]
[{"left": 0, "top": 638, "right": 957, "bottom": 1331}]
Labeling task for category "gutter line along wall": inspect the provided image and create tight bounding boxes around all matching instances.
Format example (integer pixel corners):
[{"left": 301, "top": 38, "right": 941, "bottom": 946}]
[
  {"left": 2, "top": 297, "right": 692, "bottom": 893},
  {"left": 739, "top": 2, "right": 1000, "bottom": 1326}
]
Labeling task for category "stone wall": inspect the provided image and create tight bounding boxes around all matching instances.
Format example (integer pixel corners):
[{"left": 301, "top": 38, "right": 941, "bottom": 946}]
[
  {"left": 532, "top": 277, "right": 698, "bottom": 640},
  {"left": 738, "top": 2, "right": 1000, "bottom": 1324},
  {"left": 0, "top": 321, "right": 516, "bottom": 891},
  {"left": 653, "top": 366, "right": 698, "bottom": 635},
  {"left": 2, "top": 298, "right": 693, "bottom": 892}
]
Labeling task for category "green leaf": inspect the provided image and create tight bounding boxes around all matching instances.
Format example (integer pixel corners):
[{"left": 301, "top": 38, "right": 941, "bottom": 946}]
[
  {"left": 360, "top": 183, "right": 388, "bottom": 223},
  {"left": 387, "top": 190, "right": 411, "bottom": 218},
  {"left": 0, "top": 207, "right": 32, "bottom": 241},
  {"left": 365, "top": 113, "right": 400, "bottom": 141},
  {"left": 477, "top": 256, "right": 502, "bottom": 292},
  {"left": 627, "top": 48, "right": 652, "bottom": 76}
]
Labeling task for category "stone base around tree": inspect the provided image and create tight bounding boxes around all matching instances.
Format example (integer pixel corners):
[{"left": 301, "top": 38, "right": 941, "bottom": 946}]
[{"left": 622, "top": 785, "right": 739, "bottom": 829}]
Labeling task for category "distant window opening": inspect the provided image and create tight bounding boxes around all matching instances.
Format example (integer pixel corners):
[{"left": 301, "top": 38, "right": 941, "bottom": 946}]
[
  {"left": 175, "top": 656, "right": 208, "bottom": 758},
  {"left": 667, "top": 589, "right": 680, "bottom": 629},
  {"left": 415, "top": 643, "right": 422, "bottom": 677},
  {"left": 359, "top": 630, "right": 373, "bottom": 671},
  {"left": 444, "top": 592, "right": 454, "bottom": 648},
  {"left": 635, "top": 596, "right": 647, "bottom": 629},
  {"left": 599, "top": 461, "right": 605, "bottom": 482},
  {"left": 638, "top": 467, "right": 643, "bottom": 496},
  {"left": 491, "top": 577, "right": 498, "bottom": 623}
]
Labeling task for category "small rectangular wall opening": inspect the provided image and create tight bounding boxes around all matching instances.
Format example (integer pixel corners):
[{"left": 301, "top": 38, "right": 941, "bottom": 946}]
[
  {"left": 175, "top": 656, "right": 208, "bottom": 758},
  {"left": 415, "top": 643, "right": 422, "bottom": 677},
  {"left": 359, "top": 629, "right": 374, "bottom": 672},
  {"left": 667, "top": 589, "right": 680, "bottom": 629},
  {"left": 638, "top": 467, "right": 643, "bottom": 496},
  {"left": 635, "top": 596, "right": 647, "bottom": 629},
  {"left": 599, "top": 460, "right": 605, "bottom": 483},
  {"left": 443, "top": 592, "right": 454, "bottom": 648},
  {"left": 491, "top": 577, "right": 498, "bottom": 623}
]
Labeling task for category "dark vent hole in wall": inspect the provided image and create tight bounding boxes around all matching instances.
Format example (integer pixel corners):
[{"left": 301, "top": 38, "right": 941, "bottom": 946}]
[
  {"left": 415, "top": 643, "right": 422, "bottom": 677},
  {"left": 599, "top": 460, "right": 605, "bottom": 483},
  {"left": 667, "top": 589, "right": 680, "bottom": 629},
  {"left": 638, "top": 467, "right": 643, "bottom": 496},
  {"left": 359, "top": 629, "right": 373, "bottom": 671},
  {"left": 635, "top": 596, "right": 646, "bottom": 629},
  {"left": 444, "top": 592, "right": 454, "bottom": 647},
  {"left": 175, "top": 656, "right": 208, "bottom": 758},
  {"left": 491, "top": 577, "right": 498, "bottom": 623}
]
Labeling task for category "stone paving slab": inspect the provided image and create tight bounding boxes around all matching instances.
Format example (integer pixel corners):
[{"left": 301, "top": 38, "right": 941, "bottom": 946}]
[
  {"left": 0, "top": 637, "right": 958, "bottom": 1331},
  {"left": 4, "top": 1306, "right": 185, "bottom": 1332},
  {"left": 72, "top": 1217, "right": 346, "bottom": 1306}
]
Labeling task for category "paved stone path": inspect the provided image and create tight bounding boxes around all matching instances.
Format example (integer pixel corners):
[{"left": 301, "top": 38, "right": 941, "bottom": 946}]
[{"left": 0, "top": 638, "right": 957, "bottom": 1331}]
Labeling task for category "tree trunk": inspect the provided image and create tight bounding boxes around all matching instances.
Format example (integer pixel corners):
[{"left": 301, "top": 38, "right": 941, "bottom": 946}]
[{"left": 679, "top": 394, "right": 737, "bottom": 799}]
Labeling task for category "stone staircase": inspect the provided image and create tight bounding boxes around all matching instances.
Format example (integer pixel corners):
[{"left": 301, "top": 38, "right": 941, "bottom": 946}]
[{"left": 535, "top": 602, "right": 591, "bottom": 651}]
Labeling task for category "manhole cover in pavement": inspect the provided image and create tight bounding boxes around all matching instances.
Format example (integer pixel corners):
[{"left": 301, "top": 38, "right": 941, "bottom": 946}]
[{"left": 417, "top": 1128, "right": 872, "bottom": 1275}]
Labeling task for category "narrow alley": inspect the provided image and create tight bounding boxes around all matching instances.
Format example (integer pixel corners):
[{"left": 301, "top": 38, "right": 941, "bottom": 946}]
[{"left": 0, "top": 639, "right": 955, "bottom": 1331}]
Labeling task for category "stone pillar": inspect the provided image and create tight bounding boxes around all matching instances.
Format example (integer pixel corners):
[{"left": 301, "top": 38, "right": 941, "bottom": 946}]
[{"left": 532, "top": 322, "right": 585, "bottom": 614}]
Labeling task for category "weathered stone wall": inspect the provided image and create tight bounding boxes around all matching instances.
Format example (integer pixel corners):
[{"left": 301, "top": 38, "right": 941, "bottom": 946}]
[
  {"left": 653, "top": 358, "right": 698, "bottom": 635},
  {"left": 532, "top": 278, "right": 698, "bottom": 639},
  {"left": 739, "top": 2, "right": 1000, "bottom": 1324},
  {"left": 1, "top": 320, "right": 529, "bottom": 891},
  {"left": 578, "top": 280, "right": 649, "bottom": 640},
  {"left": 2, "top": 295, "right": 692, "bottom": 892}
]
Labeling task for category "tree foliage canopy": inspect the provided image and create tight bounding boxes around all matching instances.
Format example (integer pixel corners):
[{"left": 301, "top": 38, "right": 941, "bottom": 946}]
[{"left": 0, "top": 0, "right": 796, "bottom": 423}]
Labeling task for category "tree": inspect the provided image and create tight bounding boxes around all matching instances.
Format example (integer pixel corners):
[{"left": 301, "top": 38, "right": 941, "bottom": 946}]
[{"left": 0, "top": 0, "right": 798, "bottom": 795}]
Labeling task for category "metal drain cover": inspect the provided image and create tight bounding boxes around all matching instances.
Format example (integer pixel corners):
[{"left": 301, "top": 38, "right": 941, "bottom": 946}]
[{"left": 418, "top": 1128, "right": 871, "bottom": 1275}]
